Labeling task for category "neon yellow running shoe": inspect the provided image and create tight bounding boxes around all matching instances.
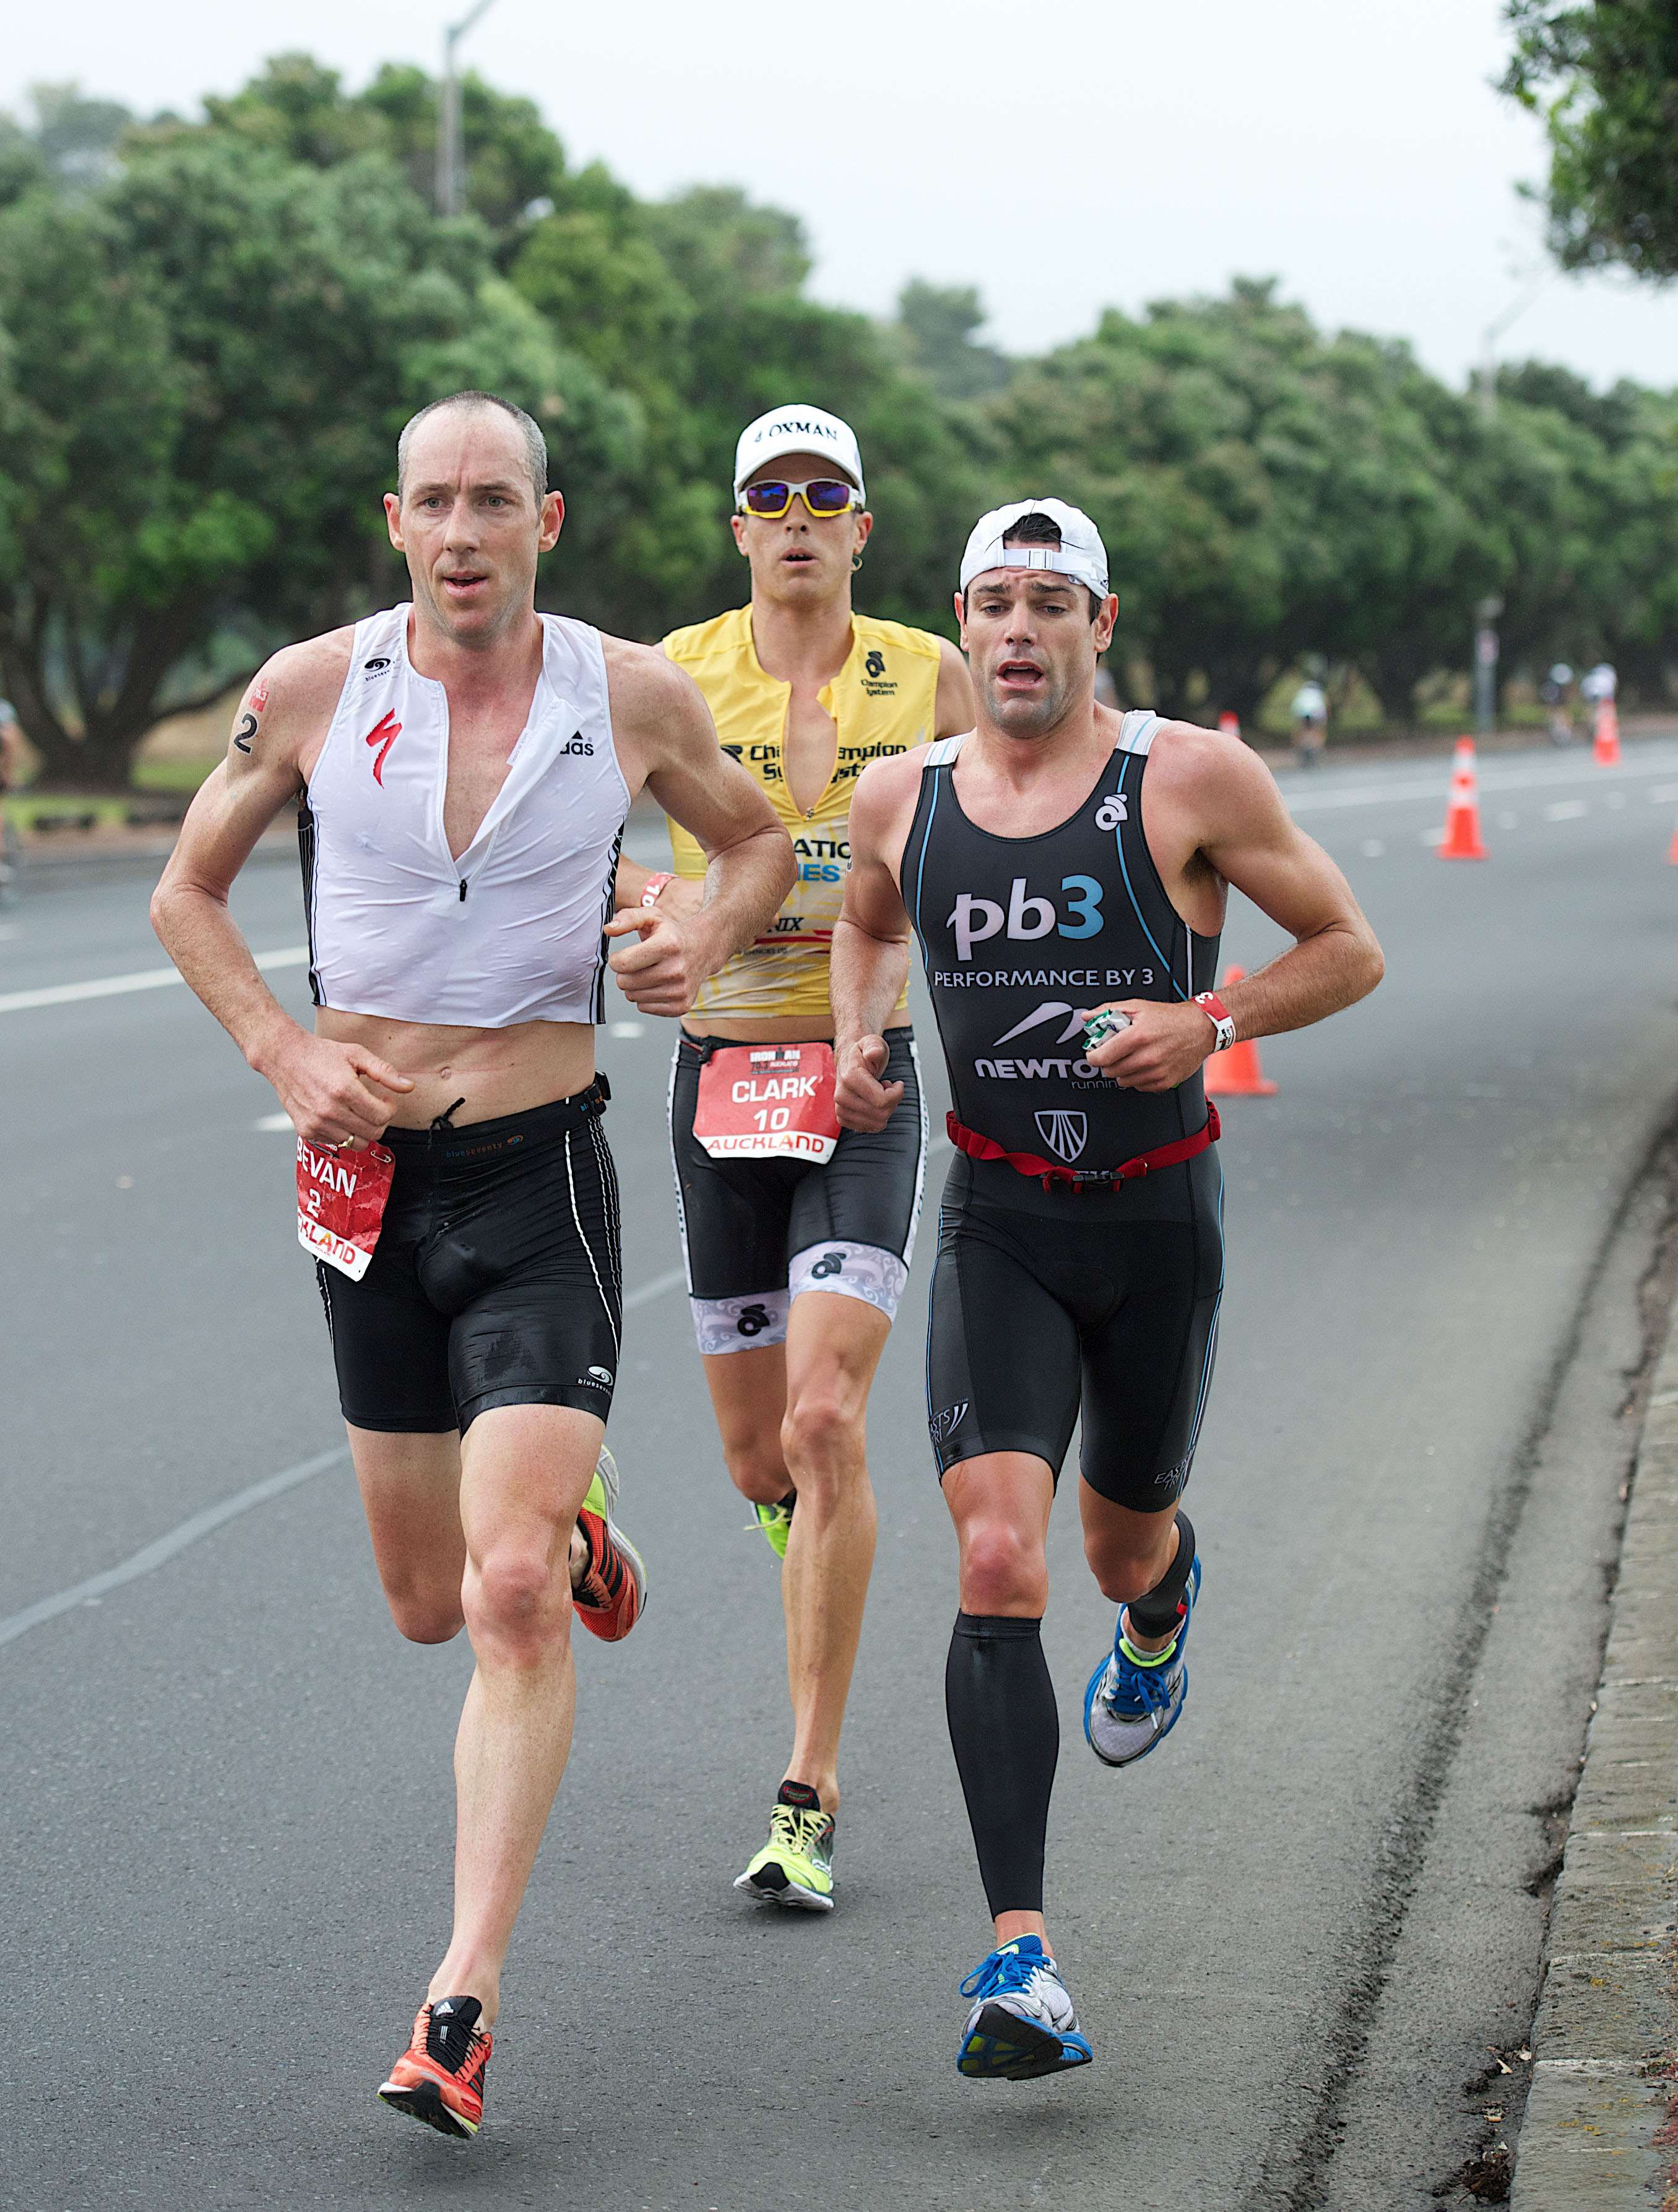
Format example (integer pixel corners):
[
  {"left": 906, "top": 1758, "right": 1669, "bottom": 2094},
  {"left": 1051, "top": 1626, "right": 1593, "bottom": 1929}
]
[
  {"left": 733, "top": 1782, "right": 835, "bottom": 1911},
  {"left": 751, "top": 1494, "right": 795, "bottom": 1561}
]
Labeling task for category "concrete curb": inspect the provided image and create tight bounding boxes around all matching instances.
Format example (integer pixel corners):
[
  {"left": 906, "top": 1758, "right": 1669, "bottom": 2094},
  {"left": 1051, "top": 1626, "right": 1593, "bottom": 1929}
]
[{"left": 1511, "top": 1326, "right": 1678, "bottom": 2208}]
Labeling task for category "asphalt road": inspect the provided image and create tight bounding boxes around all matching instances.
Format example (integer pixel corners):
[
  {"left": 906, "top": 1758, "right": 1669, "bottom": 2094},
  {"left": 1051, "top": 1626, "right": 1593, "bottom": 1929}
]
[{"left": 5, "top": 737, "right": 1678, "bottom": 2211}]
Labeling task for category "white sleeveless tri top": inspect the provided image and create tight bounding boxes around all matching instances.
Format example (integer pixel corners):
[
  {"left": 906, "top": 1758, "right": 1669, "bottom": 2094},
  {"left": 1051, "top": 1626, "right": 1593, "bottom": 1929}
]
[{"left": 300, "top": 605, "right": 629, "bottom": 1027}]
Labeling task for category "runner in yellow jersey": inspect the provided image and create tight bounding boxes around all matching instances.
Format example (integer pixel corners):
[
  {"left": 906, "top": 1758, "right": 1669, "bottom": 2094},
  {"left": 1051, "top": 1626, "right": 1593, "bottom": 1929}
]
[{"left": 617, "top": 404, "right": 973, "bottom": 1905}]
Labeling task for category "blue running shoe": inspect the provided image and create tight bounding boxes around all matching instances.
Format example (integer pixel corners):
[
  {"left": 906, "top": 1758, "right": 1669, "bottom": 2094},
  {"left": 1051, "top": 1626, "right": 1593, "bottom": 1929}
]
[
  {"left": 956, "top": 1936, "right": 1093, "bottom": 2081},
  {"left": 1083, "top": 1554, "right": 1202, "bottom": 1769}
]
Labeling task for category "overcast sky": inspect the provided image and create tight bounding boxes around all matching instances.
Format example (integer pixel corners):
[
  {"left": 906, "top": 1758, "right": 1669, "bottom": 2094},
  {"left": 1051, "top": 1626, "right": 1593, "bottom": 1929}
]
[{"left": 6, "top": 0, "right": 1678, "bottom": 393}]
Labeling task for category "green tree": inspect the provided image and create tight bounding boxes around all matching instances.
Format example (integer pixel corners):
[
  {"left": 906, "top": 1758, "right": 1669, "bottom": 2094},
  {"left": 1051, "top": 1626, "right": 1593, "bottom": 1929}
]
[
  {"left": 894, "top": 281, "right": 1010, "bottom": 401},
  {"left": 0, "top": 137, "right": 588, "bottom": 787},
  {"left": 0, "top": 82, "right": 134, "bottom": 208},
  {"left": 1503, "top": 1, "right": 1678, "bottom": 279}
]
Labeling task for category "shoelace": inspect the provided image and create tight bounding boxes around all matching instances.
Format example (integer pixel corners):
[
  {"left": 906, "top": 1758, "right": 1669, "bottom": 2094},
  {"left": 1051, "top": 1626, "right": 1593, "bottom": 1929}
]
[
  {"left": 424, "top": 2006, "right": 489, "bottom": 2080},
  {"left": 768, "top": 1800, "right": 829, "bottom": 1862},
  {"left": 1110, "top": 1641, "right": 1180, "bottom": 1713},
  {"left": 960, "top": 1947, "right": 1050, "bottom": 2002}
]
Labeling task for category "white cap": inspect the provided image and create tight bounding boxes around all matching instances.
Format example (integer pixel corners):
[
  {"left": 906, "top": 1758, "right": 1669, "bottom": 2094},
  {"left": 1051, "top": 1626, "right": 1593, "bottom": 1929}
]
[
  {"left": 733, "top": 404, "right": 865, "bottom": 503},
  {"left": 959, "top": 497, "right": 1109, "bottom": 601}
]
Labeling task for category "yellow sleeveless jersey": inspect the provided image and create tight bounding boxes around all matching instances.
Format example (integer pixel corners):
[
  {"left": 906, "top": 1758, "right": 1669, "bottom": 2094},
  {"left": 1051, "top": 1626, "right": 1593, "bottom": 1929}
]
[{"left": 664, "top": 605, "right": 943, "bottom": 1024}]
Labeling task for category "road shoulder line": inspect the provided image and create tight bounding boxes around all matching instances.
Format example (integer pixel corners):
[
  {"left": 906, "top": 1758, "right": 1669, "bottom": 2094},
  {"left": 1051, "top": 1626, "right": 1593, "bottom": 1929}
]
[{"left": 1510, "top": 1331, "right": 1678, "bottom": 2208}]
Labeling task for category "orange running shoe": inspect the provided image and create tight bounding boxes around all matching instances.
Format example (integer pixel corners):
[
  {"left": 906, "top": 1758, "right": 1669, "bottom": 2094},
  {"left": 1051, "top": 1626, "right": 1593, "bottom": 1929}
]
[
  {"left": 573, "top": 1445, "right": 647, "bottom": 1643},
  {"left": 378, "top": 1995, "right": 491, "bottom": 2140}
]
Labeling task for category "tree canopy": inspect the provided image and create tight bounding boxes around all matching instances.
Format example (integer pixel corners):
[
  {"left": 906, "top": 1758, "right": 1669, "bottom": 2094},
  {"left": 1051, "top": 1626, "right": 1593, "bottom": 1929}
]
[
  {"left": 1503, "top": 0, "right": 1678, "bottom": 280},
  {"left": 0, "top": 56, "right": 1674, "bottom": 784}
]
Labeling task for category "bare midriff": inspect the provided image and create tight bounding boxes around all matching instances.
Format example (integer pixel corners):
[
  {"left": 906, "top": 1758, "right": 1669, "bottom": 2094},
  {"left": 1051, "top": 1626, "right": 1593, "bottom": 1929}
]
[
  {"left": 680, "top": 1011, "right": 835, "bottom": 1045},
  {"left": 316, "top": 1008, "right": 597, "bottom": 1128}
]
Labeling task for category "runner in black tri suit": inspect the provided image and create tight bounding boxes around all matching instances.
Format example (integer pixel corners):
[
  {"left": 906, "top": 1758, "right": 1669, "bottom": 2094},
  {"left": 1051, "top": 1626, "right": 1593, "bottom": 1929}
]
[{"left": 830, "top": 498, "right": 1383, "bottom": 2083}]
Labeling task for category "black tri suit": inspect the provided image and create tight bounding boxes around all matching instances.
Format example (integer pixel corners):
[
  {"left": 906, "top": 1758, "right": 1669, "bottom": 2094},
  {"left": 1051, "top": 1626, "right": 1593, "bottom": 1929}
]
[{"left": 904, "top": 710, "right": 1224, "bottom": 1511}]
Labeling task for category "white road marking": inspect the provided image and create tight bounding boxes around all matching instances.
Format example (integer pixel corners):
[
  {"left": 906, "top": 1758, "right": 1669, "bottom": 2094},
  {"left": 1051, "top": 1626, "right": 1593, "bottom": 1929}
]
[
  {"left": 1496, "top": 813, "right": 1520, "bottom": 829},
  {"left": 1282, "top": 747, "right": 1678, "bottom": 816},
  {"left": 0, "top": 1444, "right": 350, "bottom": 1652},
  {"left": 623, "top": 1264, "right": 685, "bottom": 1311},
  {"left": 1649, "top": 784, "right": 1678, "bottom": 803},
  {"left": 608, "top": 1019, "right": 646, "bottom": 1039},
  {"left": 1360, "top": 839, "right": 1385, "bottom": 857},
  {"left": 0, "top": 944, "right": 309, "bottom": 1016},
  {"left": 1544, "top": 800, "right": 1589, "bottom": 821},
  {"left": 0, "top": 1253, "right": 694, "bottom": 1657},
  {"left": 254, "top": 1112, "right": 293, "bottom": 1132}
]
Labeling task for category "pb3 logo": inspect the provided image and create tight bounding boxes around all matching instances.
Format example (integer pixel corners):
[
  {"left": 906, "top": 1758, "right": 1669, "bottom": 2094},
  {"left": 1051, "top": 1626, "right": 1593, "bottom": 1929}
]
[{"left": 948, "top": 875, "right": 1102, "bottom": 959}]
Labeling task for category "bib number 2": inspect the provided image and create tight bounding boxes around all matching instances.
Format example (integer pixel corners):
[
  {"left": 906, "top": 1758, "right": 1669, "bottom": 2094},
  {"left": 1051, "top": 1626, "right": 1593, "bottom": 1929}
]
[{"left": 297, "top": 1137, "right": 396, "bottom": 1280}]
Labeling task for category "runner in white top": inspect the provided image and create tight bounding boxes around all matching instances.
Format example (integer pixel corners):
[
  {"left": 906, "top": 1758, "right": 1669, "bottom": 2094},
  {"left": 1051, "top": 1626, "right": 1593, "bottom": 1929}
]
[{"left": 150, "top": 389, "right": 793, "bottom": 2141}]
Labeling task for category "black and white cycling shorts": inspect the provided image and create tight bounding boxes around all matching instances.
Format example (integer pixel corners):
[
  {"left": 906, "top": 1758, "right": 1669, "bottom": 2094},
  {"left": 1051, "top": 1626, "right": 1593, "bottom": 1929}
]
[
  {"left": 925, "top": 1147, "right": 1224, "bottom": 1511},
  {"left": 314, "top": 1086, "right": 621, "bottom": 1434},
  {"left": 668, "top": 1029, "right": 927, "bottom": 1355}
]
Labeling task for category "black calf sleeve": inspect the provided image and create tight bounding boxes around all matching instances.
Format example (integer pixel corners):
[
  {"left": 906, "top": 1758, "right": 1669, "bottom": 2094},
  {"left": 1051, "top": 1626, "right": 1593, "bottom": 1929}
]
[
  {"left": 1127, "top": 1509, "right": 1196, "bottom": 1640},
  {"left": 945, "top": 1613, "right": 1059, "bottom": 1918}
]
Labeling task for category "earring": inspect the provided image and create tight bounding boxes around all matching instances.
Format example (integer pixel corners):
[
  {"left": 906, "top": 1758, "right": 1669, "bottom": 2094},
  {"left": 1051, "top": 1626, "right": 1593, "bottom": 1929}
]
[{"left": 852, "top": 552, "right": 865, "bottom": 573}]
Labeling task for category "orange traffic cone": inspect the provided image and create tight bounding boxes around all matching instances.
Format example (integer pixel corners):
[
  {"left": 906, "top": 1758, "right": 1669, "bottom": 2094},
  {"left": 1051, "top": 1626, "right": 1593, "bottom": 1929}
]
[
  {"left": 1438, "top": 737, "right": 1487, "bottom": 860},
  {"left": 1593, "top": 701, "right": 1620, "bottom": 766},
  {"left": 1666, "top": 819, "right": 1678, "bottom": 866},
  {"left": 1217, "top": 709, "right": 1241, "bottom": 739},
  {"left": 1203, "top": 965, "right": 1278, "bottom": 1097}
]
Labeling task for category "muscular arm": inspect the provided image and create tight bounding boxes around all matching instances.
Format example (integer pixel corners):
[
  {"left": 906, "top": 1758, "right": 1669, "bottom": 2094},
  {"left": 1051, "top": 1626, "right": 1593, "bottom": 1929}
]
[
  {"left": 149, "top": 638, "right": 415, "bottom": 1141},
  {"left": 1087, "top": 728, "right": 1384, "bottom": 1093},
  {"left": 831, "top": 752, "right": 923, "bottom": 1131},
  {"left": 602, "top": 642, "right": 794, "bottom": 1014}
]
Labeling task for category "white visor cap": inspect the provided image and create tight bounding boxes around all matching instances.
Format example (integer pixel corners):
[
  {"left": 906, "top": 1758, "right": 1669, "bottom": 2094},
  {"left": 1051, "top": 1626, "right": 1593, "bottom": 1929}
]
[
  {"left": 959, "top": 498, "right": 1109, "bottom": 602},
  {"left": 733, "top": 404, "right": 865, "bottom": 503}
]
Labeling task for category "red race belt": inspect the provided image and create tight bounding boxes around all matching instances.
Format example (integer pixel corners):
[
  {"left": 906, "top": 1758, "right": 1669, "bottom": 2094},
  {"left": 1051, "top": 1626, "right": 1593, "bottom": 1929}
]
[{"left": 946, "top": 1105, "right": 1220, "bottom": 1194}]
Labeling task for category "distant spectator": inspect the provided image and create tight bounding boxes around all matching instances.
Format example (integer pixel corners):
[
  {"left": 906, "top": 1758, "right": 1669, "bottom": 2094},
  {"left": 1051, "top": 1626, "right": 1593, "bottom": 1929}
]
[
  {"left": 0, "top": 699, "right": 22, "bottom": 792},
  {"left": 1094, "top": 664, "right": 1119, "bottom": 710},
  {"left": 1541, "top": 662, "right": 1575, "bottom": 747},
  {"left": 1291, "top": 676, "right": 1327, "bottom": 767}
]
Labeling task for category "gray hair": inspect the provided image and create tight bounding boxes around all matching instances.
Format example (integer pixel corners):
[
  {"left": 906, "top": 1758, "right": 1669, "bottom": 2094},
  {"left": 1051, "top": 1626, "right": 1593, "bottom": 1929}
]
[{"left": 396, "top": 391, "right": 548, "bottom": 506}]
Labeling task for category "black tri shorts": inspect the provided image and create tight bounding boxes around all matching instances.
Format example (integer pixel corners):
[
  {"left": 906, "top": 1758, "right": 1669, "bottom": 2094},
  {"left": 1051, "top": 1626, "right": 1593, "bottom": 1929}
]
[
  {"left": 925, "top": 1147, "right": 1224, "bottom": 1511},
  {"left": 668, "top": 1028, "right": 927, "bottom": 1355},
  {"left": 314, "top": 1084, "right": 621, "bottom": 1435}
]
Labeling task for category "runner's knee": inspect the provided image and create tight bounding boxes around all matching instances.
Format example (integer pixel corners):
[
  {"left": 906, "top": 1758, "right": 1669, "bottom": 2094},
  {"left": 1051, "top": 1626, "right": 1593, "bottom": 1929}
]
[
  {"left": 465, "top": 1545, "right": 573, "bottom": 1650},
  {"left": 781, "top": 1387, "right": 864, "bottom": 1479},
  {"left": 958, "top": 1519, "right": 1049, "bottom": 1616},
  {"left": 1086, "top": 1509, "right": 1193, "bottom": 1611},
  {"left": 1087, "top": 1544, "right": 1173, "bottom": 1607},
  {"left": 384, "top": 1583, "right": 465, "bottom": 1646},
  {"left": 722, "top": 1436, "right": 792, "bottom": 1505}
]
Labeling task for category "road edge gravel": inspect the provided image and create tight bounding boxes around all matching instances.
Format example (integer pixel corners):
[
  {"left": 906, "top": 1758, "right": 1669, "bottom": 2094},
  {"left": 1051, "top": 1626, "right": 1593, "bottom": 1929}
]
[{"left": 1510, "top": 1316, "right": 1678, "bottom": 2208}]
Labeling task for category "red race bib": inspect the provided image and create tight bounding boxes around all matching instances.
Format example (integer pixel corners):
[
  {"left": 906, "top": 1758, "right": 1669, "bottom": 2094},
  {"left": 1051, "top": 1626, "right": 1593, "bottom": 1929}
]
[
  {"left": 296, "top": 1136, "right": 396, "bottom": 1281},
  {"left": 694, "top": 1043, "right": 841, "bottom": 1164}
]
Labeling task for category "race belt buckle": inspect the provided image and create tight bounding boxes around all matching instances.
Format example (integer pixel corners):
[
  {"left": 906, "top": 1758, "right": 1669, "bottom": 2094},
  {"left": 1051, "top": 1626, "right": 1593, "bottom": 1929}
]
[
  {"left": 694, "top": 1042, "right": 841, "bottom": 1164},
  {"left": 296, "top": 1136, "right": 396, "bottom": 1281},
  {"left": 1053, "top": 1165, "right": 1120, "bottom": 1195}
]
